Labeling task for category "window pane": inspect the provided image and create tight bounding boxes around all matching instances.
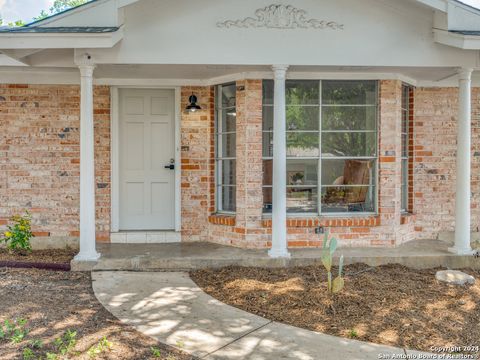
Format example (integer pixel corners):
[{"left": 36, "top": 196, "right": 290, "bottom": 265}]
[
  {"left": 287, "top": 106, "right": 319, "bottom": 131},
  {"left": 219, "top": 186, "right": 236, "bottom": 212},
  {"left": 218, "top": 133, "right": 236, "bottom": 158},
  {"left": 322, "top": 106, "right": 376, "bottom": 131},
  {"left": 401, "top": 159, "right": 408, "bottom": 211},
  {"left": 219, "top": 160, "right": 236, "bottom": 186},
  {"left": 287, "top": 187, "right": 318, "bottom": 213},
  {"left": 287, "top": 159, "right": 318, "bottom": 186},
  {"left": 221, "top": 84, "right": 236, "bottom": 108},
  {"left": 262, "top": 132, "right": 273, "bottom": 157},
  {"left": 220, "top": 111, "right": 236, "bottom": 133},
  {"left": 321, "top": 186, "right": 375, "bottom": 213},
  {"left": 287, "top": 132, "right": 319, "bottom": 157},
  {"left": 401, "top": 133, "right": 408, "bottom": 157},
  {"left": 263, "top": 106, "right": 274, "bottom": 131},
  {"left": 263, "top": 80, "right": 274, "bottom": 105},
  {"left": 286, "top": 80, "right": 319, "bottom": 105},
  {"left": 322, "top": 159, "right": 375, "bottom": 186},
  {"left": 263, "top": 187, "right": 273, "bottom": 213},
  {"left": 322, "top": 80, "right": 377, "bottom": 105},
  {"left": 322, "top": 132, "right": 376, "bottom": 157},
  {"left": 263, "top": 160, "right": 273, "bottom": 186}
]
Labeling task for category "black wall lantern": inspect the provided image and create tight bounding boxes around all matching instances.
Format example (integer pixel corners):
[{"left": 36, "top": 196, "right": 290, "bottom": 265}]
[{"left": 186, "top": 94, "right": 201, "bottom": 112}]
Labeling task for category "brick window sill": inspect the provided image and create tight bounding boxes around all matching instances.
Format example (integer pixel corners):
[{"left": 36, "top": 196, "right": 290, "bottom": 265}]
[
  {"left": 400, "top": 213, "right": 416, "bottom": 225},
  {"left": 208, "top": 214, "right": 236, "bottom": 226},
  {"left": 262, "top": 216, "right": 380, "bottom": 228}
]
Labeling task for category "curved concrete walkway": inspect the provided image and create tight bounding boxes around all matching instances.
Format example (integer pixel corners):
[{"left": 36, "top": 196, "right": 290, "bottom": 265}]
[{"left": 92, "top": 272, "right": 431, "bottom": 360}]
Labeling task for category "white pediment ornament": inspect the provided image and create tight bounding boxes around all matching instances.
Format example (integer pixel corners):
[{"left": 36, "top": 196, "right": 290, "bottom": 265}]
[{"left": 217, "top": 4, "right": 344, "bottom": 30}]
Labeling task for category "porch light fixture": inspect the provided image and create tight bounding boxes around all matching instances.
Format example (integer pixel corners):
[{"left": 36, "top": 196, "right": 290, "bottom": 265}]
[{"left": 186, "top": 94, "right": 201, "bottom": 112}]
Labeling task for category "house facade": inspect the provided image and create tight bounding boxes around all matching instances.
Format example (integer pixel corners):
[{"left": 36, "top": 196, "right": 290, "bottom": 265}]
[{"left": 0, "top": 0, "right": 479, "bottom": 260}]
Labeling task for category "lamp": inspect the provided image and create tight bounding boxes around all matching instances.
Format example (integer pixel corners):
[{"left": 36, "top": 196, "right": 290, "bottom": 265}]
[{"left": 186, "top": 94, "right": 201, "bottom": 112}]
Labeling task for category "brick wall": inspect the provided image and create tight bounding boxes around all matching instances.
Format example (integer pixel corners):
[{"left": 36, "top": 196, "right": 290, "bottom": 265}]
[
  {"left": 413, "top": 87, "right": 480, "bottom": 239},
  {"left": 0, "top": 84, "right": 111, "bottom": 242},
  {"left": 3, "top": 82, "right": 479, "bottom": 249},
  {"left": 180, "top": 86, "right": 214, "bottom": 242}
]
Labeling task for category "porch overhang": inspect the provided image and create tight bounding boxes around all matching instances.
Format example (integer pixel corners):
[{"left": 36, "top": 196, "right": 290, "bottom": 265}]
[{"left": 434, "top": 29, "right": 480, "bottom": 49}]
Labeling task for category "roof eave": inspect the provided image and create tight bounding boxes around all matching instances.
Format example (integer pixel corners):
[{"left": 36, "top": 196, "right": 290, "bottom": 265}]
[
  {"left": 0, "top": 27, "right": 123, "bottom": 49},
  {"left": 434, "top": 28, "right": 480, "bottom": 49}
]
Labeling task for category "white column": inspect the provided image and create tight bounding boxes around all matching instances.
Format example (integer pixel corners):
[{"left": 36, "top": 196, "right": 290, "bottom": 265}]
[
  {"left": 269, "top": 65, "right": 290, "bottom": 258},
  {"left": 74, "top": 54, "right": 100, "bottom": 261},
  {"left": 450, "top": 68, "right": 474, "bottom": 255}
]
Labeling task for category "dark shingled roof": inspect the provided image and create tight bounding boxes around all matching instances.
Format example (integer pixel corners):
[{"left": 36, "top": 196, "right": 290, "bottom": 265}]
[
  {"left": 449, "top": 30, "right": 480, "bottom": 36},
  {"left": 0, "top": 26, "right": 119, "bottom": 33}
]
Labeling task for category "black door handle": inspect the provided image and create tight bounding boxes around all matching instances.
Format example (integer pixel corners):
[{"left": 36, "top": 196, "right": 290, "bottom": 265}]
[{"left": 164, "top": 164, "right": 175, "bottom": 170}]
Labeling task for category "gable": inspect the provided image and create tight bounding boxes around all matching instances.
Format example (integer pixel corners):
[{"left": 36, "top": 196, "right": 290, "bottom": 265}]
[{"left": 82, "top": 0, "right": 477, "bottom": 67}]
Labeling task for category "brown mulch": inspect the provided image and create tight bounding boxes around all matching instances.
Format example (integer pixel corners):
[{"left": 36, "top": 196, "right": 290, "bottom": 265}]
[
  {"left": 190, "top": 264, "right": 480, "bottom": 353},
  {"left": 0, "top": 249, "right": 76, "bottom": 264},
  {"left": 0, "top": 268, "right": 195, "bottom": 360}
]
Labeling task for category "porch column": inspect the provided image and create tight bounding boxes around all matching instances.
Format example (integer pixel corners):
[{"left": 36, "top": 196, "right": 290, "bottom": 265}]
[
  {"left": 450, "top": 68, "right": 474, "bottom": 255},
  {"left": 269, "top": 65, "right": 290, "bottom": 258},
  {"left": 74, "top": 55, "right": 100, "bottom": 261}
]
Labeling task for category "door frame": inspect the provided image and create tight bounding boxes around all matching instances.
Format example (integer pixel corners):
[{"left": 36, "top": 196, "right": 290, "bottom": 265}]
[{"left": 110, "top": 86, "right": 181, "bottom": 232}]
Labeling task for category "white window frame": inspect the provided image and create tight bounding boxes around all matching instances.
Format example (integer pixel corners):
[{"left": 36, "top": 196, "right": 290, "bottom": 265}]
[
  {"left": 262, "top": 79, "right": 379, "bottom": 216},
  {"left": 215, "top": 83, "right": 236, "bottom": 214},
  {"left": 401, "top": 84, "right": 411, "bottom": 213}
]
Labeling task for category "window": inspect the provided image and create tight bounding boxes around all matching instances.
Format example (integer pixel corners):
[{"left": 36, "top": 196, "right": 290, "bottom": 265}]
[
  {"left": 401, "top": 84, "right": 412, "bottom": 213},
  {"left": 262, "top": 80, "right": 378, "bottom": 214},
  {"left": 215, "top": 83, "right": 236, "bottom": 212}
]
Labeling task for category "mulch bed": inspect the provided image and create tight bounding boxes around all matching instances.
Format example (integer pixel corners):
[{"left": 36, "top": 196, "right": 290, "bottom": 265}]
[
  {"left": 190, "top": 264, "right": 480, "bottom": 354},
  {"left": 0, "top": 249, "right": 77, "bottom": 271},
  {"left": 0, "top": 268, "right": 195, "bottom": 360}
]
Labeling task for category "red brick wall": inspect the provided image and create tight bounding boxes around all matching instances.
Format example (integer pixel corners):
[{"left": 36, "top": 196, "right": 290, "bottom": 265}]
[
  {"left": 3, "top": 82, "right": 480, "bottom": 248},
  {"left": 0, "top": 84, "right": 111, "bottom": 242},
  {"left": 413, "top": 87, "right": 480, "bottom": 239},
  {"left": 180, "top": 86, "right": 214, "bottom": 242}
]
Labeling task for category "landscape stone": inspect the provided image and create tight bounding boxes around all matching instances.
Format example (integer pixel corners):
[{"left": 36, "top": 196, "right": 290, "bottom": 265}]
[{"left": 436, "top": 270, "right": 475, "bottom": 285}]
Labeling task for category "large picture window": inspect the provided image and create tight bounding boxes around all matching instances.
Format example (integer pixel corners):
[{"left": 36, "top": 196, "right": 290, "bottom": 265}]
[
  {"left": 215, "top": 83, "right": 236, "bottom": 213},
  {"left": 262, "top": 80, "right": 378, "bottom": 214}
]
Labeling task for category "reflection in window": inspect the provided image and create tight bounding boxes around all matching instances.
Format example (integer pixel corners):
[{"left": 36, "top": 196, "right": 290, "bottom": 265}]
[
  {"left": 215, "top": 83, "right": 236, "bottom": 212},
  {"left": 262, "top": 80, "right": 378, "bottom": 214}
]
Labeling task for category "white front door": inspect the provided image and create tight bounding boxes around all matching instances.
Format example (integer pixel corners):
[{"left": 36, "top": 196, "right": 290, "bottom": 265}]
[{"left": 119, "top": 89, "right": 175, "bottom": 230}]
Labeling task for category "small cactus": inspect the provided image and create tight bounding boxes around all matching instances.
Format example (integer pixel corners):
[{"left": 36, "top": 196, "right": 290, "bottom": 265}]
[{"left": 321, "top": 231, "right": 345, "bottom": 294}]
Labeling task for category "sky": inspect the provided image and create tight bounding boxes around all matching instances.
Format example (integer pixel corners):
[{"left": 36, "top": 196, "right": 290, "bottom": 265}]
[{"left": 1, "top": 0, "right": 480, "bottom": 24}]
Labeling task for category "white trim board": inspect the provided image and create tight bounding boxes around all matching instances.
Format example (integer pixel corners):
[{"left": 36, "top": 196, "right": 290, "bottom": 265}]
[{"left": 110, "top": 86, "right": 182, "bottom": 233}]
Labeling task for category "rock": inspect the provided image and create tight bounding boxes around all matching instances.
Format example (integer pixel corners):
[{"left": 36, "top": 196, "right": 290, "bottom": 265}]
[{"left": 436, "top": 270, "right": 475, "bottom": 285}]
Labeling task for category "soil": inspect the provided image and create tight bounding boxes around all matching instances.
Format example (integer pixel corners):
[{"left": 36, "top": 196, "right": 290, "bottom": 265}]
[
  {"left": 0, "top": 249, "right": 76, "bottom": 264},
  {"left": 0, "top": 268, "right": 195, "bottom": 360},
  {"left": 190, "top": 264, "right": 480, "bottom": 354}
]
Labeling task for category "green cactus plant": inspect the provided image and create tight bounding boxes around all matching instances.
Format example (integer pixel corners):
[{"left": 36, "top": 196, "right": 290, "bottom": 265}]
[{"left": 321, "top": 231, "right": 345, "bottom": 294}]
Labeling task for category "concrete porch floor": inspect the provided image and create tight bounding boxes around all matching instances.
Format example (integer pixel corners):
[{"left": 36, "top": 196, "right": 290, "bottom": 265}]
[{"left": 71, "top": 239, "right": 480, "bottom": 271}]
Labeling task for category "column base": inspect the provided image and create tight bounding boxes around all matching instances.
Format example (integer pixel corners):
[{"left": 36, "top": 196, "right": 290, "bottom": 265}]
[
  {"left": 268, "top": 248, "right": 291, "bottom": 258},
  {"left": 447, "top": 246, "right": 475, "bottom": 255},
  {"left": 74, "top": 251, "right": 101, "bottom": 262}
]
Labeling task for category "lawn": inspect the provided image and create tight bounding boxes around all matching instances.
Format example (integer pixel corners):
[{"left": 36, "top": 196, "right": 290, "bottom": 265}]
[
  {"left": 0, "top": 268, "right": 195, "bottom": 360},
  {"left": 191, "top": 264, "right": 480, "bottom": 355}
]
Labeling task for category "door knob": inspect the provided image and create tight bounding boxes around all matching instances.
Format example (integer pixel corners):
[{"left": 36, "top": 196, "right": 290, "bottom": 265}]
[{"left": 164, "top": 164, "right": 175, "bottom": 170}]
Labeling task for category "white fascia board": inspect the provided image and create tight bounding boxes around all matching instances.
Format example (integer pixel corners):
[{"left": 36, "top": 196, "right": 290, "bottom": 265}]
[
  {"left": 434, "top": 29, "right": 480, "bottom": 49},
  {"left": 0, "top": 28, "right": 123, "bottom": 50},
  {"left": 415, "top": 0, "right": 448, "bottom": 11}
]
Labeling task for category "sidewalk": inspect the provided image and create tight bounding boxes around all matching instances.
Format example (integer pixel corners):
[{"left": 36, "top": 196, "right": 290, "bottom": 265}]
[{"left": 92, "top": 271, "right": 431, "bottom": 360}]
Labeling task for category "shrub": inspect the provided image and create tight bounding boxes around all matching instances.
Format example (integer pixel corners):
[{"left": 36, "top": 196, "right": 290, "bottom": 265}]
[{"left": 2, "top": 212, "right": 34, "bottom": 253}]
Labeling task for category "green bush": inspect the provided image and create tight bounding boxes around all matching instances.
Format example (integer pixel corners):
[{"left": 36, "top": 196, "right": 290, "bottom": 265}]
[{"left": 2, "top": 212, "right": 34, "bottom": 253}]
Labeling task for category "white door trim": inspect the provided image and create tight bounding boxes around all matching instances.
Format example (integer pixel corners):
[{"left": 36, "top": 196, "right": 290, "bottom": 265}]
[{"left": 110, "top": 86, "right": 181, "bottom": 233}]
